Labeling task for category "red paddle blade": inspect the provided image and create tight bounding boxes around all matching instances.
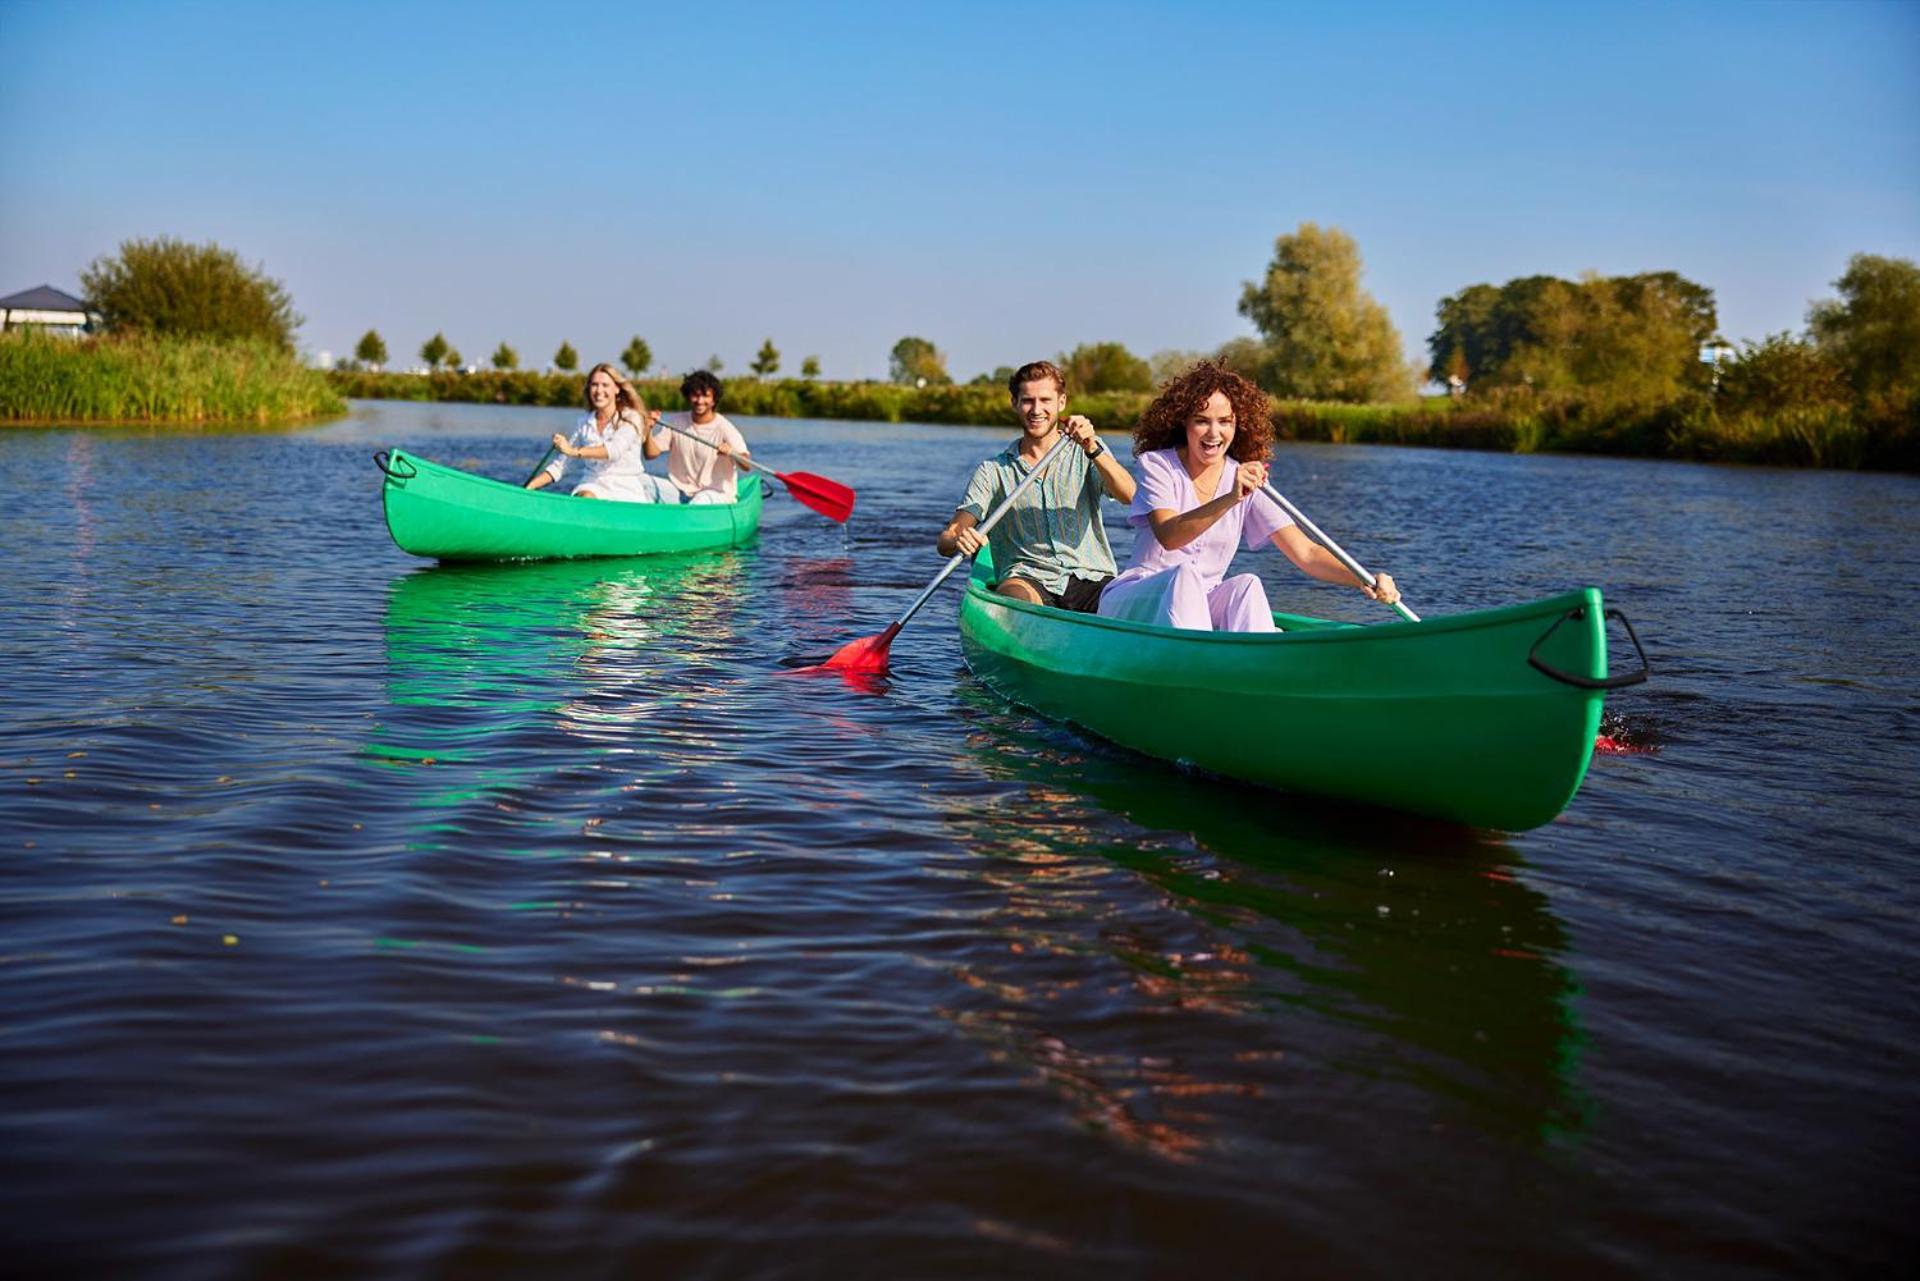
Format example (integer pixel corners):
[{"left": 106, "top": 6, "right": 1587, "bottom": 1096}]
[
  {"left": 820, "top": 622, "right": 900, "bottom": 674},
  {"left": 775, "top": 470, "right": 856, "bottom": 523}
]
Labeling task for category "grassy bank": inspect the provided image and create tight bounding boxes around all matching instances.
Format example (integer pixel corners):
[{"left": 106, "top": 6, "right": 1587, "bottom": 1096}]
[
  {"left": 0, "top": 330, "right": 345, "bottom": 424},
  {"left": 328, "top": 369, "right": 1917, "bottom": 470}
]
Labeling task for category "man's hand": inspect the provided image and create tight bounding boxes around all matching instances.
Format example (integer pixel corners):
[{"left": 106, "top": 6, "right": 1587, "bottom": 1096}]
[{"left": 1061, "top": 414, "right": 1102, "bottom": 456}]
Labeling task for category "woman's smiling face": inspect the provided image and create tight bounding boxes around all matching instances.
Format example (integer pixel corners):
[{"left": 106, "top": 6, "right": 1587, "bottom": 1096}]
[{"left": 1184, "top": 391, "right": 1236, "bottom": 466}]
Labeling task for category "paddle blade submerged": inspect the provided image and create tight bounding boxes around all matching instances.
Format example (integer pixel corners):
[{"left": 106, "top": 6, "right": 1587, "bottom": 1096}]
[
  {"left": 819, "top": 622, "right": 901, "bottom": 674},
  {"left": 777, "top": 470, "right": 856, "bottom": 523}
]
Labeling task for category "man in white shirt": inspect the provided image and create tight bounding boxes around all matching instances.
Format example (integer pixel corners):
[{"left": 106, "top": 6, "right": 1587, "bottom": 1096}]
[{"left": 648, "top": 370, "right": 752, "bottom": 504}]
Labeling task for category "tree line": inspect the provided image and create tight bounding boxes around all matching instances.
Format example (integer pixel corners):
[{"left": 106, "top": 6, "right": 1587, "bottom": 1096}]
[{"left": 55, "top": 233, "right": 1920, "bottom": 465}]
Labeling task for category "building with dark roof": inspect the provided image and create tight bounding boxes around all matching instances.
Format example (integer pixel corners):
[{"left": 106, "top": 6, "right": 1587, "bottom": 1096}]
[{"left": 1, "top": 285, "right": 101, "bottom": 336}]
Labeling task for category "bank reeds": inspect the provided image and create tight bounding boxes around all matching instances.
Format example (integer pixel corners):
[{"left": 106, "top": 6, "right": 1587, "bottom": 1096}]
[
  {"left": 0, "top": 329, "right": 345, "bottom": 424},
  {"left": 327, "top": 369, "right": 1918, "bottom": 470}
]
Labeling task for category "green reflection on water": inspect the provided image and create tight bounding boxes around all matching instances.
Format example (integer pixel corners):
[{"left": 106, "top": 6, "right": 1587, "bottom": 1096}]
[
  {"left": 946, "top": 689, "right": 1589, "bottom": 1152},
  {"left": 369, "top": 551, "right": 747, "bottom": 801}
]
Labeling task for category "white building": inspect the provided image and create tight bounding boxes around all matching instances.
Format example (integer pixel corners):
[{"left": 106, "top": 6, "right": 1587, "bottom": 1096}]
[{"left": 0, "top": 285, "right": 101, "bottom": 336}]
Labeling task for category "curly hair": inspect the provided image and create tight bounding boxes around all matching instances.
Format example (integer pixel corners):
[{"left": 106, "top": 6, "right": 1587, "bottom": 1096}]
[
  {"left": 680, "top": 369, "right": 724, "bottom": 403},
  {"left": 1132, "top": 360, "right": 1274, "bottom": 462}
]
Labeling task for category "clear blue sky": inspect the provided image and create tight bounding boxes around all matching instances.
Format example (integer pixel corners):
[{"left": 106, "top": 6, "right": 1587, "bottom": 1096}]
[{"left": 3, "top": 0, "right": 1915, "bottom": 380}]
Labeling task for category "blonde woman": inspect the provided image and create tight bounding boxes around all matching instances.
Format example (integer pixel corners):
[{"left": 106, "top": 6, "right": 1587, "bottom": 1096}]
[{"left": 526, "top": 363, "right": 674, "bottom": 501}]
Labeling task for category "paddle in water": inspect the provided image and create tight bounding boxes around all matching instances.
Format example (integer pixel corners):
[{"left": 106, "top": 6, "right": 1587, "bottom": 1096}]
[
  {"left": 1257, "top": 481, "right": 1419, "bottom": 623},
  {"left": 818, "top": 433, "right": 1079, "bottom": 675},
  {"left": 521, "top": 446, "right": 559, "bottom": 487},
  {"left": 652, "top": 418, "right": 855, "bottom": 523}
]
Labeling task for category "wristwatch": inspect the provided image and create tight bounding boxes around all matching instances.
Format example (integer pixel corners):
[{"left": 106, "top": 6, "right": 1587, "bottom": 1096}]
[{"left": 1085, "top": 438, "right": 1106, "bottom": 459}]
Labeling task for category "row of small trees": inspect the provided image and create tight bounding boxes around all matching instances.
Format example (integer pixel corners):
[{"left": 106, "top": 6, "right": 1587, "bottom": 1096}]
[{"left": 351, "top": 330, "right": 824, "bottom": 380}]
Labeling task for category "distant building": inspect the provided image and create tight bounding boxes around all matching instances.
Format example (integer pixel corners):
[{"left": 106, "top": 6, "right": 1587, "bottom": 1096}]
[{"left": 0, "top": 285, "right": 101, "bottom": 336}]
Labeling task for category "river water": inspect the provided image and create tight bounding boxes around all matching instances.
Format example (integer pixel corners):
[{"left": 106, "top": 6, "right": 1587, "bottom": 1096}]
[{"left": 2, "top": 400, "right": 1915, "bottom": 1279}]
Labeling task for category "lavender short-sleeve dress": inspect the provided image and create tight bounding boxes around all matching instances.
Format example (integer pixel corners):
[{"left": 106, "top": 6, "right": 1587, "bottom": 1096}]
[{"left": 1095, "top": 449, "right": 1293, "bottom": 632}]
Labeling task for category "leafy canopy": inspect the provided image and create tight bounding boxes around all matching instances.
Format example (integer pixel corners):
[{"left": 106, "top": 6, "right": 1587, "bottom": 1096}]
[
  {"left": 1060, "top": 341, "right": 1152, "bottom": 394},
  {"left": 1238, "top": 223, "right": 1414, "bottom": 402},
  {"left": 554, "top": 342, "right": 578, "bottom": 372},
  {"left": 1809, "top": 254, "right": 1920, "bottom": 408},
  {"left": 751, "top": 338, "right": 780, "bottom": 377},
  {"left": 621, "top": 336, "right": 651, "bottom": 376},
  {"left": 1427, "top": 270, "right": 1717, "bottom": 401},
  {"left": 889, "top": 336, "right": 950, "bottom": 385},
  {"left": 355, "top": 330, "right": 387, "bottom": 367},
  {"left": 81, "top": 237, "right": 301, "bottom": 351}
]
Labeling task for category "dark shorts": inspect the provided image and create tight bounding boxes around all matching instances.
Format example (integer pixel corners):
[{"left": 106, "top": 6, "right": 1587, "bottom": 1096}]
[{"left": 1001, "top": 574, "right": 1111, "bottom": 613}]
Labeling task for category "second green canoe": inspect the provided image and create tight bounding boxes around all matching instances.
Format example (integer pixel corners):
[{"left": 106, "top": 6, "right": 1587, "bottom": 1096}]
[
  {"left": 957, "top": 557, "right": 1644, "bottom": 831},
  {"left": 376, "top": 448, "right": 762, "bottom": 561}
]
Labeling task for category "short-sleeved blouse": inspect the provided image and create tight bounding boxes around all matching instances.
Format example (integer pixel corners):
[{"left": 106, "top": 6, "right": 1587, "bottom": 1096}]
[{"left": 1113, "top": 448, "right": 1293, "bottom": 589}]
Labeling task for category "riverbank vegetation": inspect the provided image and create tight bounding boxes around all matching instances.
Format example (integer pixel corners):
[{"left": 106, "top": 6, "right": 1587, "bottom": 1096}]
[
  {"left": 4, "top": 237, "right": 342, "bottom": 425},
  {"left": 1, "top": 329, "right": 345, "bottom": 424},
  {"left": 336, "top": 229, "right": 1916, "bottom": 469}
]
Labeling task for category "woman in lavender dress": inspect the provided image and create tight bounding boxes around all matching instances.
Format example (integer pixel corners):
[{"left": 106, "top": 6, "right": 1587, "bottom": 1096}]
[{"left": 1096, "top": 362, "right": 1401, "bottom": 632}]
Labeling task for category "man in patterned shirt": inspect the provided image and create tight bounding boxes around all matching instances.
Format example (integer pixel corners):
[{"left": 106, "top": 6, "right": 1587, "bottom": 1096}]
[{"left": 936, "top": 360, "right": 1137, "bottom": 611}]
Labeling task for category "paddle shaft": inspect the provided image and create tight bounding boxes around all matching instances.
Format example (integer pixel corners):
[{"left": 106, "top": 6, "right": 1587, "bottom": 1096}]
[
  {"left": 522, "top": 446, "right": 559, "bottom": 487},
  {"left": 652, "top": 417, "right": 762, "bottom": 472},
  {"left": 1259, "top": 482, "right": 1419, "bottom": 622},
  {"left": 891, "top": 432, "right": 1080, "bottom": 632}
]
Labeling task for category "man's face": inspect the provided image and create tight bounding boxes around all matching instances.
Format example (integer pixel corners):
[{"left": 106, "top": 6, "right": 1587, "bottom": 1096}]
[
  {"left": 687, "top": 387, "right": 717, "bottom": 420},
  {"left": 1011, "top": 379, "right": 1063, "bottom": 438}
]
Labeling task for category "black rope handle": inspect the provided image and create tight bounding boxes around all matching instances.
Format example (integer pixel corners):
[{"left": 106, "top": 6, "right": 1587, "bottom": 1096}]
[
  {"left": 372, "top": 450, "right": 416, "bottom": 480},
  {"left": 1528, "top": 606, "right": 1650, "bottom": 690}
]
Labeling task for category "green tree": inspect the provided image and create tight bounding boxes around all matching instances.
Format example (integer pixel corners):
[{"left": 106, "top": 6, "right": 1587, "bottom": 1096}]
[
  {"left": 420, "top": 332, "right": 449, "bottom": 369},
  {"left": 705, "top": 354, "right": 724, "bottom": 372},
  {"left": 1061, "top": 341, "right": 1153, "bottom": 393},
  {"left": 1717, "top": 333, "right": 1850, "bottom": 418},
  {"left": 355, "top": 329, "right": 388, "bottom": 368},
  {"left": 800, "top": 355, "right": 821, "bottom": 379},
  {"left": 554, "top": 341, "right": 578, "bottom": 372},
  {"left": 1238, "top": 222, "right": 1414, "bottom": 402},
  {"left": 80, "top": 236, "right": 300, "bottom": 350},
  {"left": 444, "top": 348, "right": 464, "bottom": 370},
  {"left": 1148, "top": 349, "right": 1208, "bottom": 385},
  {"left": 621, "top": 336, "right": 652, "bottom": 376},
  {"left": 1212, "top": 337, "right": 1269, "bottom": 383},
  {"left": 1808, "top": 254, "right": 1920, "bottom": 408},
  {"left": 751, "top": 338, "right": 780, "bottom": 377},
  {"left": 491, "top": 342, "right": 519, "bottom": 371},
  {"left": 1426, "top": 270, "right": 1717, "bottom": 400},
  {"left": 889, "top": 336, "right": 950, "bottom": 385}
]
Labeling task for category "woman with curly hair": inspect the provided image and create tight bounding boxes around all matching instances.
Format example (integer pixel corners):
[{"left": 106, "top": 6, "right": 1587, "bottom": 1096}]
[{"left": 1095, "top": 361, "right": 1401, "bottom": 631}]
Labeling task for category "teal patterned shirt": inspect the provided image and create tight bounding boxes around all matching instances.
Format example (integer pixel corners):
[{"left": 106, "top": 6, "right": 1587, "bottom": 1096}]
[{"left": 958, "top": 440, "right": 1118, "bottom": 595}]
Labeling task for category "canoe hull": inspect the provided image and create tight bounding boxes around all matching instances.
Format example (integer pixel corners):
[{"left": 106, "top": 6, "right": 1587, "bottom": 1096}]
[
  {"left": 958, "top": 566, "right": 1613, "bottom": 830},
  {"left": 379, "top": 449, "right": 762, "bottom": 561}
]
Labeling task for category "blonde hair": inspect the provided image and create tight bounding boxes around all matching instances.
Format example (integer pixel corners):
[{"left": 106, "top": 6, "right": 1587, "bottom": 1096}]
[{"left": 584, "top": 361, "right": 647, "bottom": 418}]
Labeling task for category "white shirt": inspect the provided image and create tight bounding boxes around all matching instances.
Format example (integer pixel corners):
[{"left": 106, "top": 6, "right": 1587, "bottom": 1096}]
[
  {"left": 542, "top": 410, "right": 651, "bottom": 491},
  {"left": 660, "top": 413, "right": 748, "bottom": 501}
]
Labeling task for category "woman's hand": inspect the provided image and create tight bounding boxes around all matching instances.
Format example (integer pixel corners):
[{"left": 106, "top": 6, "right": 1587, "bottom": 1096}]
[
  {"left": 550, "top": 432, "right": 571, "bottom": 456},
  {"left": 1232, "top": 460, "right": 1268, "bottom": 502},
  {"left": 1363, "top": 571, "right": 1400, "bottom": 605}
]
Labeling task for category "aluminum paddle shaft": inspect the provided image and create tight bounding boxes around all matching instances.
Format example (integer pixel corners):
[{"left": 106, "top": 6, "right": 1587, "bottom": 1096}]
[
  {"left": 1259, "top": 482, "right": 1419, "bottom": 622},
  {"left": 893, "top": 432, "right": 1079, "bottom": 633}
]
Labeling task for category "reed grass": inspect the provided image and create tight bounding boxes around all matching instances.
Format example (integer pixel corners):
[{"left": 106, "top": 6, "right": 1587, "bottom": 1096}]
[
  {"left": 326, "top": 369, "right": 1917, "bottom": 470},
  {"left": 0, "top": 329, "right": 345, "bottom": 424}
]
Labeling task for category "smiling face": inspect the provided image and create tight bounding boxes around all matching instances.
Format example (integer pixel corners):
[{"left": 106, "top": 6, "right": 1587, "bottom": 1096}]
[
  {"left": 1183, "top": 390, "right": 1236, "bottom": 468},
  {"left": 587, "top": 369, "right": 619, "bottom": 413},
  {"left": 1011, "top": 377, "right": 1064, "bottom": 440},
  {"left": 686, "top": 386, "right": 717, "bottom": 422}
]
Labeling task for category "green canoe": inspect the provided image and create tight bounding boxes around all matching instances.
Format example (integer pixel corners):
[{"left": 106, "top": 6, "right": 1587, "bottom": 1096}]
[
  {"left": 375, "top": 448, "right": 762, "bottom": 561},
  {"left": 957, "top": 557, "right": 1645, "bottom": 830}
]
